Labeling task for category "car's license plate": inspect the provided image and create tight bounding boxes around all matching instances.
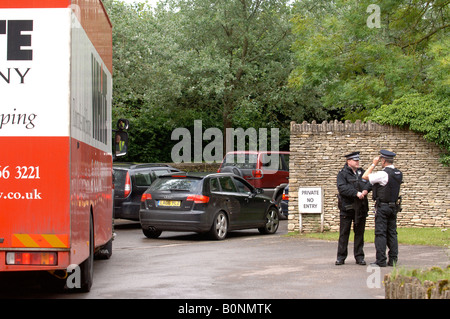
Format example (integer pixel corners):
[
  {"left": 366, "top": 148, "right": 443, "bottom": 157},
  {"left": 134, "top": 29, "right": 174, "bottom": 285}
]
[{"left": 157, "top": 200, "right": 181, "bottom": 207}]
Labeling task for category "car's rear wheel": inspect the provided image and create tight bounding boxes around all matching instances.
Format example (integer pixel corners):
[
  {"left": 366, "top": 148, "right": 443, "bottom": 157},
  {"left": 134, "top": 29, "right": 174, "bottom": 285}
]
[
  {"left": 209, "top": 211, "right": 228, "bottom": 240},
  {"left": 258, "top": 207, "right": 279, "bottom": 234}
]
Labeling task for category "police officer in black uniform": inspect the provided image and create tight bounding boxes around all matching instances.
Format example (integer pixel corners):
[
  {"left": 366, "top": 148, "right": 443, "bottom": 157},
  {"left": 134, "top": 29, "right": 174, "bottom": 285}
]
[
  {"left": 335, "top": 152, "right": 372, "bottom": 266},
  {"left": 362, "top": 150, "right": 403, "bottom": 267}
]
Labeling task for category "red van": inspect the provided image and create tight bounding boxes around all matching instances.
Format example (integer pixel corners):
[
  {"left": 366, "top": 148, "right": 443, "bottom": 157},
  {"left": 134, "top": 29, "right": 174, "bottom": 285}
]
[{"left": 218, "top": 151, "right": 289, "bottom": 189}]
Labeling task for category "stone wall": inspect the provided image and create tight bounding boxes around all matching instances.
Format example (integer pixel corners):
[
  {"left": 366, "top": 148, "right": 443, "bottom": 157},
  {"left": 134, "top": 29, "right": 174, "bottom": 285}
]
[{"left": 288, "top": 120, "right": 450, "bottom": 232}]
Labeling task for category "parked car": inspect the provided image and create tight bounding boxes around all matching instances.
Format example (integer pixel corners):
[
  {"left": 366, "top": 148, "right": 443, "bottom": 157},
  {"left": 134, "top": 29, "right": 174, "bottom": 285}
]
[
  {"left": 139, "top": 173, "right": 280, "bottom": 240},
  {"left": 218, "top": 151, "right": 289, "bottom": 219},
  {"left": 280, "top": 184, "right": 289, "bottom": 219},
  {"left": 217, "top": 151, "right": 289, "bottom": 189},
  {"left": 113, "top": 163, "right": 181, "bottom": 220}
]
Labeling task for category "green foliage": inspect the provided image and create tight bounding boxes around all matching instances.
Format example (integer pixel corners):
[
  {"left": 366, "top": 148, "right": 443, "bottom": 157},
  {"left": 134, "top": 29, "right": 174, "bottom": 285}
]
[
  {"left": 103, "top": 0, "right": 328, "bottom": 162},
  {"left": 104, "top": 0, "right": 449, "bottom": 163},
  {"left": 162, "top": 0, "right": 328, "bottom": 147},
  {"left": 290, "top": 0, "right": 449, "bottom": 120},
  {"left": 289, "top": 0, "right": 449, "bottom": 165},
  {"left": 368, "top": 93, "right": 450, "bottom": 165}
]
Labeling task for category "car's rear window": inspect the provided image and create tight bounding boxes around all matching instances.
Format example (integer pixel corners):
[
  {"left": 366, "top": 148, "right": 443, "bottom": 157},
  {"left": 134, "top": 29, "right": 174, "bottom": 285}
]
[
  {"left": 134, "top": 171, "right": 152, "bottom": 186},
  {"left": 222, "top": 154, "right": 257, "bottom": 169},
  {"left": 113, "top": 169, "right": 127, "bottom": 191},
  {"left": 149, "top": 177, "right": 202, "bottom": 192}
]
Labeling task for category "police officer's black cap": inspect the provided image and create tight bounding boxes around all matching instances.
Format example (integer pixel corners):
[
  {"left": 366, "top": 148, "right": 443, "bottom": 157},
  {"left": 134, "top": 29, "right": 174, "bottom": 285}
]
[
  {"left": 380, "top": 149, "right": 396, "bottom": 159},
  {"left": 344, "top": 151, "right": 360, "bottom": 161}
]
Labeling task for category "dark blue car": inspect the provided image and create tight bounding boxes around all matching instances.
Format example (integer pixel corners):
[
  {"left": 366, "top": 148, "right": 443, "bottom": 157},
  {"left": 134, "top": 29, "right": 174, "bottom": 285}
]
[{"left": 113, "top": 163, "right": 181, "bottom": 220}]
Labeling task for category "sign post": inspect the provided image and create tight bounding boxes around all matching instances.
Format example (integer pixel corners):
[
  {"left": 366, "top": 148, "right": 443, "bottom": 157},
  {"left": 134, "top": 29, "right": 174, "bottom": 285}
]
[{"left": 298, "top": 187, "right": 324, "bottom": 232}]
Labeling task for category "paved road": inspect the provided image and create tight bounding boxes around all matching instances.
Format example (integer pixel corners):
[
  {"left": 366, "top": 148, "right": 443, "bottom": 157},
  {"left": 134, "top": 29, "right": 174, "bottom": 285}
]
[{"left": 0, "top": 220, "right": 448, "bottom": 300}]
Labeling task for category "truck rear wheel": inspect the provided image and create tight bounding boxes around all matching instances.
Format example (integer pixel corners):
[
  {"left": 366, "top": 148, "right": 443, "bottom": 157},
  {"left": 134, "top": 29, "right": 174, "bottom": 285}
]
[
  {"left": 95, "top": 237, "right": 113, "bottom": 260},
  {"left": 79, "top": 214, "right": 94, "bottom": 292}
]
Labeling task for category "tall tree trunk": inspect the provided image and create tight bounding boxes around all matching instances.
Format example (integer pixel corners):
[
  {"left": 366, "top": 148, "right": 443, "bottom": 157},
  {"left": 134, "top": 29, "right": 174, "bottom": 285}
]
[{"left": 222, "top": 96, "right": 234, "bottom": 156}]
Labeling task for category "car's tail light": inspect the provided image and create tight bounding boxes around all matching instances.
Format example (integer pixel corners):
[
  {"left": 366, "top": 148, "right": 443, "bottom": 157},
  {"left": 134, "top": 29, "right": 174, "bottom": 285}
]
[
  {"left": 282, "top": 193, "right": 289, "bottom": 201},
  {"left": 186, "top": 195, "right": 210, "bottom": 204},
  {"left": 124, "top": 172, "right": 131, "bottom": 197},
  {"left": 252, "top": 169, "right": 263, "bottom": 179},
  {"left": 141, "top": 193, "right": 152, "bottom": 202},
  {"left": 6, "top": 252, "right": 57, "bottom": 265}
]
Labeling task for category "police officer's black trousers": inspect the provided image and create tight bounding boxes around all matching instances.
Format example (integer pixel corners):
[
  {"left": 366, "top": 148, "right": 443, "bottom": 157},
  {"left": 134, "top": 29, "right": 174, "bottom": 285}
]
[
  {"left": 337, "top": 213, "right": 366, "bottom": 262},
  {"left": 374, "top": 205, "right": 398, "bottom": 266}
]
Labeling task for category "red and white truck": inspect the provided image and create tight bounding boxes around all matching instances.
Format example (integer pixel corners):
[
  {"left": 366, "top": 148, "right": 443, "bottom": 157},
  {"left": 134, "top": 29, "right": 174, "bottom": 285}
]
[{"left": 0, "top": 0, "right": 122, "bottom": 292}]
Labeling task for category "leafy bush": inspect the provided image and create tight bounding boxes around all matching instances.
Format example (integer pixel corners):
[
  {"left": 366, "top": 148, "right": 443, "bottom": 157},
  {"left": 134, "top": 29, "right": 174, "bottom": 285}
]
[{"left": 368, "top": 93, "right": 450, "bottom": 166}]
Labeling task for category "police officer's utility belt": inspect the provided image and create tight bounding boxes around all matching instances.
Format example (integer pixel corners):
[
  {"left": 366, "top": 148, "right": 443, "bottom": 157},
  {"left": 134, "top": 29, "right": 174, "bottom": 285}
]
[
  {"left": 377, "top": 201, "right": 397, "bottom": 208},
  {"left": 376, "top": 196, "right": 402, "bottom": 212}
]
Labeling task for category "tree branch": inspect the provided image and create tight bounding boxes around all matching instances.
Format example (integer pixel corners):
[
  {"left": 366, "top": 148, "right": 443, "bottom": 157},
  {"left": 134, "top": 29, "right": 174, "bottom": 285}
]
[{"left": 401, "top": 24, "right": 449, "bottom": 49}]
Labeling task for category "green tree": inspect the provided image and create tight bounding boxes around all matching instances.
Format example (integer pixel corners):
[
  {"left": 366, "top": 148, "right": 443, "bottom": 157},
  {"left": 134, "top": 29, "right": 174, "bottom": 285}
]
[
  {"left": 290, "top": 0, "right": 449, "bottom": 165},
  {"left": 104, "top": 0, "right": 199, "bottom": 162},
  {"left": 162, "top": 0, "right": 309, "bottom": 153},
  {"left": 104, "top": 0, "right": 326, "bottom": 161},
  {"left": 369, "top": 28, "right": 449, "bottom": 165},
  {"left": 290, "top": 0, "right": 449, "bottom": 119}
]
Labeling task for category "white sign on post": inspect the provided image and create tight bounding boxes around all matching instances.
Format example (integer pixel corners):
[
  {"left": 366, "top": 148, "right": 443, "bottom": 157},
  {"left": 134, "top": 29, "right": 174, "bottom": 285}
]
[
  {"left": 298, "top": 187, "right": 324, "bottom": 232},
  {"left": 298, "top": 187, "right": 322, "bottom": 213}
]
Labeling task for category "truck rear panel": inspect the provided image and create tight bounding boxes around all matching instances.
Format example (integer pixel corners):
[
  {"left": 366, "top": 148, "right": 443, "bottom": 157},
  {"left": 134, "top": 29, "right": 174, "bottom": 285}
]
[{"left": 0, "top": 0, "right": 113, "bottom": 273}]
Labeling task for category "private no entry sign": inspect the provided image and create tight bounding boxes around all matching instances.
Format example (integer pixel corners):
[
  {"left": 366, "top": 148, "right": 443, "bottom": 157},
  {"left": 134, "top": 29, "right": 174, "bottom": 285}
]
[{"left": 298, "top": 187, "right": 324, "bottom": 232}]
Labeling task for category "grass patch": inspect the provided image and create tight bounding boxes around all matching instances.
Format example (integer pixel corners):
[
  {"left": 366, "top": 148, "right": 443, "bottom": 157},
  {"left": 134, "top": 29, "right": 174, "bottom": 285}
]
[
  {"left": 286, "top": 227, "right": 449, "bottom": 247},
  {"left": 390, "top": 265, "right": 450, "bottom": 284}
]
